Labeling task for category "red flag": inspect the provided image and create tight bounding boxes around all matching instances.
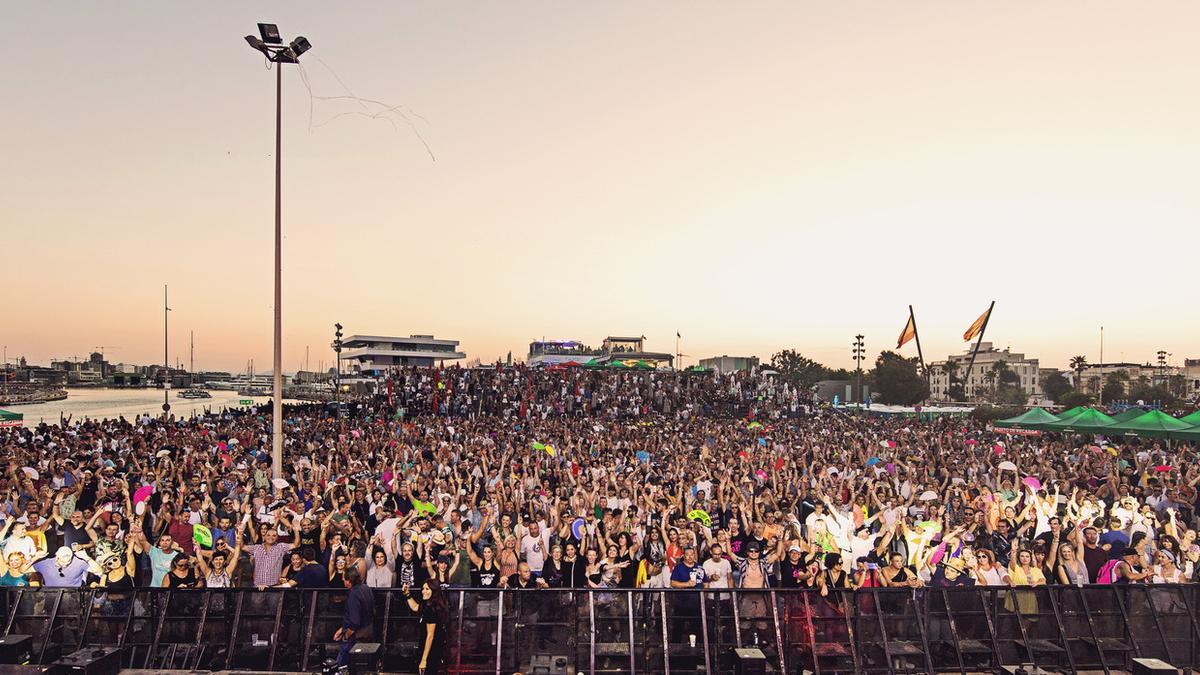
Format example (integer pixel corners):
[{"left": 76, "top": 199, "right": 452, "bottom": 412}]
[
  {"left": 963, "top": 305, "right": 992, "bottom": 342},
  {"left": 897, "top": 315, "right": 916, "bottom": 349}
]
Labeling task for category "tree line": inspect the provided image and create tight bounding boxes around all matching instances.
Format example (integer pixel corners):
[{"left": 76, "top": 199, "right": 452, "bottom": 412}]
[{"left": 768, "top": 349, "right": 929, "bottom": 406}]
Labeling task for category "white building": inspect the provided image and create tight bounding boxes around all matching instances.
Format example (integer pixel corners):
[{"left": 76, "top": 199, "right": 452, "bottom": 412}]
[
  {"left": 341, "top": 334, "right": 464, "bottom": 376},
  {"left": 929, "top": 342, "right": 1041, "bottom": 401},
  {"left": 699, "top": 355, "right": 759, "bottom": 375},
  {"left": 1186, "top": 359, "right": 1200, "bottom": 401}
]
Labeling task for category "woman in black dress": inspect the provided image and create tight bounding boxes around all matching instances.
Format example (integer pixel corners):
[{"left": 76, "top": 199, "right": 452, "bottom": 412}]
[{"left": 405, "top": 580, "right": 448, "bottom": 675}]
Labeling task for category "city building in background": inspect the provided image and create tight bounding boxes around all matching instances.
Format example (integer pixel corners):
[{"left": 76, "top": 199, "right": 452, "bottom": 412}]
[
  {"left": 340, "top": 334, "right": 465, "bottom": 376},
  {"left": 1073, "top": 360, "right": 1195, "bottom": 401},
  {"left": 699, "top": 355, "right": 759, "bottom": 375},
  {"left": 1186, "top": 359, "right": 1200, "bottom": 399},
  {"left": 928, "top": 342, "right": 1041, "bottom": 401}
]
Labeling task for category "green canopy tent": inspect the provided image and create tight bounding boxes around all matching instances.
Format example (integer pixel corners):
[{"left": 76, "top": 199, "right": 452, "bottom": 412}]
[
  {"left": 1178, "top": 410, "right": 1200, "bottom": 426},
  {"left": 1055, "top": 406, "right": 1090, "bottom": 422},
  {"left": 583, "top": 358, "right": 604, "bottom": 369},
  {"left": 1107, "top": 409, "right": 1193, "bottom": 439},
  {"left": 1171, "top": 425, "right": 1200, "bottom": 442},
  {"left": 994, "top": 407, "right": 1060, "bottom": 430},
  {"left": 632, "top": 360, "right": 655, "bottom": 371},
  {"left": 0, "top": 410, "right": 22, "bottom": 428},
  {"left": 1042, "top": 408, "right": 1117, "bottom": 434},
  {"left": 1110, "top": 408, "right": 1149, "bottom": 423},
  {"left": 606, "top": 360, "right": 630, "bottom": 370}
]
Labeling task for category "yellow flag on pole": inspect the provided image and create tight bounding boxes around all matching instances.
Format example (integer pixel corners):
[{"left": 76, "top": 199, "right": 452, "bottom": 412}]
[
  {"left": 896, "top": 315, "right": 916, "bottom": 349},
  {"left": 963, "top": 306, "right": 992, "bottom": 341}
]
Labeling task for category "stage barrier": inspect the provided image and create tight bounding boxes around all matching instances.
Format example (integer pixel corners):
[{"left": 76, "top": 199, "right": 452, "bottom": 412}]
[{"left": 2, "top": 585, "right": 1198, "bottom": 673}]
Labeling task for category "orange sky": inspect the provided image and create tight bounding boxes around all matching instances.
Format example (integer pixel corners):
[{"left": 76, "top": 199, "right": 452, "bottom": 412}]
[{"left": 4, "top": 2, "right": 1198, "bottom": 373}]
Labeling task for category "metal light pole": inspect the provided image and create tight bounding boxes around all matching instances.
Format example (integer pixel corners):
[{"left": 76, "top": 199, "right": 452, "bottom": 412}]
[
  {"left": 163, "top": 285, "right": 171, "bottom": 419},
  {"left": 852, "top": 334, "right": 866, "bottom": 404},
  {"left": 245, "top": 24, "right": 312, "bottom": 481},
  {"left": 333, "top": 323, "right": 343, "bottom": 408}
]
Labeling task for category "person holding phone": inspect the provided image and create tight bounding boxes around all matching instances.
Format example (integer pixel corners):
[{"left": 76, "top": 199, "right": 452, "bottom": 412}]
[{"left": 854, "top": 556, "right": 882, "bottom": 589}]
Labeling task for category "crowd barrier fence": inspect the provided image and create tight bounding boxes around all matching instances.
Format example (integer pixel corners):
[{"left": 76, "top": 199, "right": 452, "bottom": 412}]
[{"left": 2, "top": 584, "right": 1198, "bottom": 673}]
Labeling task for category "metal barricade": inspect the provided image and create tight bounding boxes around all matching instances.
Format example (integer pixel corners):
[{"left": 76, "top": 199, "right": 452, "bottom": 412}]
[{"left": 1, "top": 585, "right": 1196, "bottom": 673}]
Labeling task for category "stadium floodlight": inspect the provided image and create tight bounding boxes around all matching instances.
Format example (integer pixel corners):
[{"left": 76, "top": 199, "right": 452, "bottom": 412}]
[
  {"left": 289, "top": 37, "right": 312, "bottom": 58},
  {"left": 242, "top": 22, "right": 313, "bottom": 481},
  {"left": 244, "top": 35, "right": 270, "bottom": 57},
  {"left": 258, "top": 23, "right": 283, "bottom": 44}
]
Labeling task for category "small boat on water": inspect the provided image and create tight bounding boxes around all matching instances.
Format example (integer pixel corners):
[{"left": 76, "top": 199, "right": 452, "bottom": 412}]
[{"left": 177, "top": 388, "right": 212, "bottom": 399}]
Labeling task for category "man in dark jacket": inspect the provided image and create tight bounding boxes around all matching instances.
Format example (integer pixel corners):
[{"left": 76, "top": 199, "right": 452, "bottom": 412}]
[{"left": 334, "top": 566, "right": 374, "bottom": 666}]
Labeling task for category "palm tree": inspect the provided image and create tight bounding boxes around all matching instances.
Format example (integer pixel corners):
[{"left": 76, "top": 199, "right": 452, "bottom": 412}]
[
  {"left": 941, "top": 360, "right": 960, "bottom": 399},
  {"left": 1069, "top": 355, "right": 1087, "bottom": 390},
  {"left": 988, "top": 360, "right": 1010, "bottom": 400}
]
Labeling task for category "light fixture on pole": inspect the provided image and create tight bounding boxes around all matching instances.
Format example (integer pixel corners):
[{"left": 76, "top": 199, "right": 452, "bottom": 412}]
[
  {"left": 333, "top": 323, "right": 343, "bottom": 408},
  {"left": 244, "top": 23, "right": 313, "bottom": 481},
  {"left": 852, "top": 334, "right": 866, "bottom": 403}
]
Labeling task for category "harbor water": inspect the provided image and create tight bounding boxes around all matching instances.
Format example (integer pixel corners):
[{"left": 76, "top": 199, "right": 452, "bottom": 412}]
[{"left": 8, "top": 388, "right": 276, "bottom": 427}]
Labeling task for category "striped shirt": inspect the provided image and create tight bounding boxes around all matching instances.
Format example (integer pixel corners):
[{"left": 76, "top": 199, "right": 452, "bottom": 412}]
[{"left": 247, "top": 543, "right": 292, "bottom": 587}]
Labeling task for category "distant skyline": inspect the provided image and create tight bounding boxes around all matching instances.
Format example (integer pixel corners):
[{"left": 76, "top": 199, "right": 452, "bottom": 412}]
[{"left": 4, "top": 3, "right": 1198, "bottom": 373}]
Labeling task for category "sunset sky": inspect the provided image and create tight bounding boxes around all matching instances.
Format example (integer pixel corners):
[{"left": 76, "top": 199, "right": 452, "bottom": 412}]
[{"left": 4, "top": 2, "right": 1198, "bottom": 374}]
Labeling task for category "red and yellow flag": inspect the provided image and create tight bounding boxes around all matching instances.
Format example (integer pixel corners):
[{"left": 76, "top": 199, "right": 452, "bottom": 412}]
[
  {"left": 963, "top": 306, "right": 992, "bottom": 341},
  {"left": 896, "top": 315, "right": 916, "bottom": 349}
]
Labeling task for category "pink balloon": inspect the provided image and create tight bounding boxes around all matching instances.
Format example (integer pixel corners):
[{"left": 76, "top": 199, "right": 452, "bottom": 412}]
[
  {"left": 886, "top": 440, "right": 897, "bottom": 448},
  {"left": 993, "top": 444, "right": 1004, "bottom": 455}
]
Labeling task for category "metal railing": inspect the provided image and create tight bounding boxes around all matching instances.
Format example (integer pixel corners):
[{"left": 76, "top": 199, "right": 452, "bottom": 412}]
[{"left": 2, "top": 585, "right": 1198, "bottom": 673}]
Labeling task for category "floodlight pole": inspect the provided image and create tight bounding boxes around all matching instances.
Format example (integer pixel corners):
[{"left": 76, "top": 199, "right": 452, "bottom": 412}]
[
  {"left": 246, "top": 27, "right": 309, "bottom": 481},
  {"left": 272, "top": 58, "right": 283, "bottom": 482}
]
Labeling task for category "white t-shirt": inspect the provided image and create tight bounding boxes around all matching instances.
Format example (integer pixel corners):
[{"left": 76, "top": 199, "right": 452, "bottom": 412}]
[
  {"left": 374, "top": 517, "right": 401, "bottom": 545},
  {"left": 642, "top": 567, "right": 673, "bottom": 588},
  {"left": 1, "top": 535, "right": 37, "bottom": 560},
  {"left": 520, "top": 531, "right": 549, "bottom": 571},
  {"left": 702, "top": 558, "right": 732, "bottom": 589},
  {"left": 848, "top": 534, "right": 874, "bottom": 565}
]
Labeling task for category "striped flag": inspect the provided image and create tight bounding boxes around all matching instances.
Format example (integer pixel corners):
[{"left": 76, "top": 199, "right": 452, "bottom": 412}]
[
  {"left": 963, "top": 306, "right": 992, "bottom": 341},
  {"left": 896, "top": 315, "right": 917, "bottom": 349}
]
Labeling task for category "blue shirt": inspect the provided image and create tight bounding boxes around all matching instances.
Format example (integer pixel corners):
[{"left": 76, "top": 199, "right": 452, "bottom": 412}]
[
  {"left": 1099, "top": 530, "right": 1129, "bottom": 550},
  {"left": 211, "top": 527, "right": 237, "bottom": 547},
  {"left": 34, "top": 558, "right": 90, "bottom": 587},
  {"left": 149, "top": 548, "right": 178, "bottom": 586},
  {"left": 342, "top": 583, "right": 375, "bottom": 630},
  {"left": 670, "top": 561, "right": 706, "bottom": 588},
  {"left": 294, "top": 562, "right": 328, "bottom": 588}
]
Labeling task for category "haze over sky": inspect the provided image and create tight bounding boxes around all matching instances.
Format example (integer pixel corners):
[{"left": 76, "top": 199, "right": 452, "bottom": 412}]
[{"left": 4, "top": 2, "right": 1198, "bottom": 374}]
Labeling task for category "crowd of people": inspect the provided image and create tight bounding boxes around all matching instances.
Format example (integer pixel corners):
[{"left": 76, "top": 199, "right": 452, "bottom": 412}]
[{"left": 1, "top": 365, "right": 1197, "bottom": 604}]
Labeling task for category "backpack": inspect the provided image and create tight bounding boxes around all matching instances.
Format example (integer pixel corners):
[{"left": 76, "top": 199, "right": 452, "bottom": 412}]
[{"left": 1096, "top": 559, "right": 1120, "bottom": 584}]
